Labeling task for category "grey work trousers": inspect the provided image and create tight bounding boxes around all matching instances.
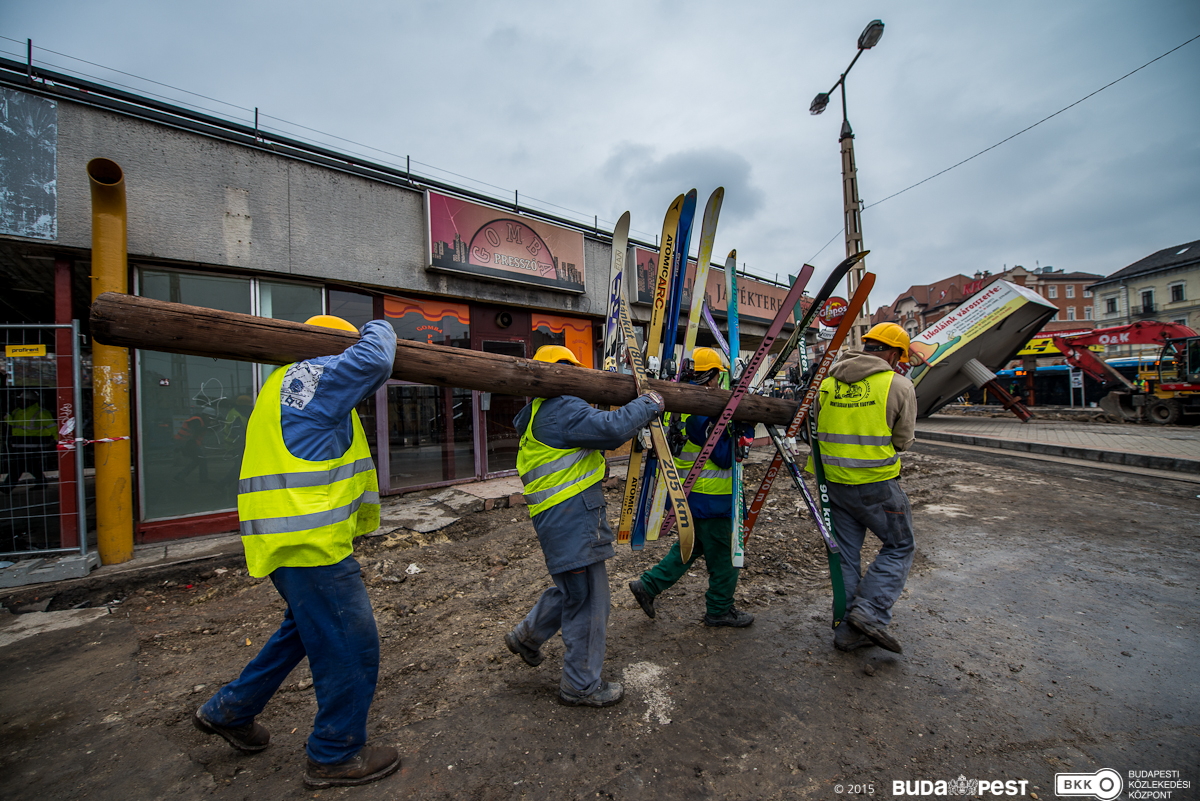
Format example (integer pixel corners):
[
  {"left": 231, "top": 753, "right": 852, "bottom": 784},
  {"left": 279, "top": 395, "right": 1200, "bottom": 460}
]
[
  {"left": 512, "top": 561, "right": 611, "bottom": 696},
  {"left": 827, "top": 477, "right": 915, "bottom": 626}
]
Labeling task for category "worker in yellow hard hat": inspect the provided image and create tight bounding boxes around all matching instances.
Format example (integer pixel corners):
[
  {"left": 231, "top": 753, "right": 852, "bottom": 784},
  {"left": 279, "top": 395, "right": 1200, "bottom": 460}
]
[
  {"left": 630, "top": 346, "right": 757, "bottom": 629},
  {"left": 195, "top": 311, "right": 404, "bottom": 789},
  {"left": 505, "top": 343, "right": 665, "bottom": 707},
  {"left": 805, "top": 320, "right": 917, "bottom": 655}
]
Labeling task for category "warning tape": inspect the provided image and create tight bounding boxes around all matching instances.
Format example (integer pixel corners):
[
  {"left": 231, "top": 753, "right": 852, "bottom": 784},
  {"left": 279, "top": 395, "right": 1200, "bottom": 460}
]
[{"left": 57, "top": 436, "right": 131, "bottom": 451}]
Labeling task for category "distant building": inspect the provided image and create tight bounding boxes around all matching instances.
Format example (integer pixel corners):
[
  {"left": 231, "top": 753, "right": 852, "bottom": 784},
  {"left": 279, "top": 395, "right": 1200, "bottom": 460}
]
[{"left": 1087, "top": 239, "right": 1200, "bottom": 356}]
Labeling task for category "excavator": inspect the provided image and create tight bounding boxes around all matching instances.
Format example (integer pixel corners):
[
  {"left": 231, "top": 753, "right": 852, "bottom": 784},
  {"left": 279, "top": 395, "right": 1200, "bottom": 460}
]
[{"left": 1050, "top": 321, "right": 1199, "bottom": 425}]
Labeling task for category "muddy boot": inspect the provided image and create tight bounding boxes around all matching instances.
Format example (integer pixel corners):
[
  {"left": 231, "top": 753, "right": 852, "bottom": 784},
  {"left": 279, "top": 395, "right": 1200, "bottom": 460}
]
[
  {"left": 504, "top": 630, "right": 544, "bottom": 666},
  {"left": 192, "top": 708, "right": 270, "bottom": 752},
  {"left": 628, "top": 579, "right": 656, "bottom": 619},
  {"left": 304, "top": 745, "right": 401, "bottom": 789},
  {"left": 846, "top": 608, "right": 902, "bottom": 654},
  {"left": 834, "top": 623, "right": 873, "bottom": 652},
  {"left": 703, "top": 608, "right": 754, "bottom": 628},
  {"left": 558, "top": 680, "right": 624, "bottom": 707}
]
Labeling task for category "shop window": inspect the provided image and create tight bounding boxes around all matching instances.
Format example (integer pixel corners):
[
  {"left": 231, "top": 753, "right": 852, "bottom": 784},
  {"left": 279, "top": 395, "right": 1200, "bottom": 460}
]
[
  {"left": 532, "top": 313, "right": 594, "bottom": 368},
  {"left": 381, "top": 297, "right": 473, "bottom": 490},
  {"left": 329, "top": 288, "right": 376, "bottom": 331},
  {"left": 137, "top": 269, "right": 254, "bottom": 521}
]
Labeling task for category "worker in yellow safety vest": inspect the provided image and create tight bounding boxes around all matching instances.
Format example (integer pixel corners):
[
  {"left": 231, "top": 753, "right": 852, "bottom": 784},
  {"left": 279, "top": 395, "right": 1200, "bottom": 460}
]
[
  {"left": 1, "top": 390, "right": 56, "bottom": 493},
  {"left": 505, "top": 344, "right": 665, "bottom": 708},
  {"left": 194, "top": 314, "right": 404, "bottom": 790},
  {"left": 807, "top": 322, "right": 918, "bottom": 655}
]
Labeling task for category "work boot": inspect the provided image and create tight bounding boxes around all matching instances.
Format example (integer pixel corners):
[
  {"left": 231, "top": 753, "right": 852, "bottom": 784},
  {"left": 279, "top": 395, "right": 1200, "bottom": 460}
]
[
  {"left": 833, "top": 623, "right": 873, "bottom": 652},
  {"left": 192, "top": 708, "right": 270, "bottom": 752},
  {"left": 304, "top": 745, "right": 401, "bottom": 789},
  {"left": 703, "top": 607, "right": 755, "bottom": 628},
  {"left": 846, "top": 608, "right": 902, "bottom": 654},
  {"left": 504, "top": 630, "right": 544, "bottom": 666},
  {"left": 558, "top": 680, "right": 624, "bottom": 707},
  {"left": 628, "top": 579, "right": 656, "bottom": 619}
]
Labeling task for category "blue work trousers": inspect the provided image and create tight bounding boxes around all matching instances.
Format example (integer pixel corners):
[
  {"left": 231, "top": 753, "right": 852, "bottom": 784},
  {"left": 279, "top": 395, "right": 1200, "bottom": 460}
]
[
  {"left": 512, "top": 561, "right": 610, "bottom": 697},
  {"left": 827, "top": 478, "right": 915, "bottom": 626},
  {"left": 199, "top": 556, "right": 379, "bottom": 764}
]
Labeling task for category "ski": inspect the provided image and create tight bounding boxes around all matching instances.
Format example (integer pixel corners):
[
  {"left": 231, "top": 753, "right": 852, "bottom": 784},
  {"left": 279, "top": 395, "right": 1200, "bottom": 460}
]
[
  {"left": 744, "top": 270, "right": 876, "bottom": 535},
  {"left": 602, "top": 211, "right": 631, "bottom": 372},
  {"left": 618, "top": 298, "right": 696, "bottom": 561},
  {"left": 632, "top": 190, "right": 697, "bottom": 549},
  {"left": 727, "top": 250, "right": 745, "bottom": 568},
  {"left": 645, "top": 188, "right": 722, "bottom": 543},
  {"left": 617, "top": 194, "right": 684, "bottom": 545},
  {"left": 700, "top": 300, "right": 730, "bottom": 360},
  {"left": 655, "top": 262, "right": 816, "bottom": 539}
]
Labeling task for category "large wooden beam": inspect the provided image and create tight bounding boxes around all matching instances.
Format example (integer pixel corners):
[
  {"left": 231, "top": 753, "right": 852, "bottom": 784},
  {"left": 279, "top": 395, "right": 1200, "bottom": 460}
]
[{"left": 90, "top": 292, "right": 799, "bottom": 425}]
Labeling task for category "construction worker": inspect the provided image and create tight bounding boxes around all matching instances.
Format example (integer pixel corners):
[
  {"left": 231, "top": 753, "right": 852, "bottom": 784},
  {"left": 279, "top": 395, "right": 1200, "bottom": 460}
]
[
  {"left": 628, "top": 347, "right": 756, "bottom": 628},
  {"left": 194, "top": 314, "right": 402, "bottom": 789},
  {"left": 173, "top": 406, "right": 215, "bottom": 482},
  {"left": 808, "top": 321, "right": 917, "bottom": 654},
  {"left": 1, "top": 390, "right": 56, "bottom": 493},
  {"left": 505, "top": 344, "right": 665, "bottom": 707}
]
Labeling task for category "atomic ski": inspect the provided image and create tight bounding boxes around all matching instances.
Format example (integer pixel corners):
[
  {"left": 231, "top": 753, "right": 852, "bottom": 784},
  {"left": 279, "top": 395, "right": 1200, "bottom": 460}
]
[
  {"left": 617, "top": 194, "right": 684, "bottom": 545},
  {"left": 618, "top": 298, "right": 696, "bottom": 560},
  {"left": 631, "top": 189, "right": 697, "bottom": 549},
  {"left": 727, "top": 250, "right": 745, "bottom": 568},
  {"left": 645, "top": 188, "right": 723, "bottom": 543},
  {"left": 602, "top": 211, "right": 631, "bottom": 372},
  {"left": 655, "top": 262, "right": 816, "bottom": 539},
  {"left": 744, "top": 269, "right": 876, "bottom": 535}
]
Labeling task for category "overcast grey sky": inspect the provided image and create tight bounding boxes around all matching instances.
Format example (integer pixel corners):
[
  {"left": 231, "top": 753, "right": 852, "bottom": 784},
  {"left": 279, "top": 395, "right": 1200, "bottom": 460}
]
[{"left": 3, "top": 1, "right": 1197, "bottom": 309}]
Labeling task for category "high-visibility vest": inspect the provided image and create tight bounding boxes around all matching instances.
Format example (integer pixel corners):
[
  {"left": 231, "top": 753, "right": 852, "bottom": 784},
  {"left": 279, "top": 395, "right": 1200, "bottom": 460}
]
[
  {"left": 517, "top": 398, "right": 605, "bottom": 518},
  {"left": 237, "top": 364, "right": 380, "bottom": 577},
  {"left": 671, "top": 413, "right": 731, "bottom": 497},
  {"left": 809, "top": 370, "right": 901, "bottom": 485},
  {"left": 5, "top": 405, "right": 56, "bottom": 439}
]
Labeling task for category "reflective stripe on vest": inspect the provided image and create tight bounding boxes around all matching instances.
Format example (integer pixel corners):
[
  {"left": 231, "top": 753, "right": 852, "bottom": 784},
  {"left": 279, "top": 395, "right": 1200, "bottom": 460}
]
[
  {"left": 671, "top": 413, "right": 731, "bottom": 496},
  {"left": 811, "top": 369, "right": 900, "bottom": 484},
  {"left": 517, "top": 398, "right": 605, "bottom": 517},
  {"left": 5, "top": 406, "right": 56, "bottom": 438},
  {"left": 237, "top": 364, "right": 380, "bottom": 577}
]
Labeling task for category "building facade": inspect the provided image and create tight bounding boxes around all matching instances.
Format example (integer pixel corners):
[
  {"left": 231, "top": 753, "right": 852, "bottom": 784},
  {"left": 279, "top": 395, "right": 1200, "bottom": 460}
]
[{"left": 1088, "top": 240, "right": 1200, "bottom": 355}]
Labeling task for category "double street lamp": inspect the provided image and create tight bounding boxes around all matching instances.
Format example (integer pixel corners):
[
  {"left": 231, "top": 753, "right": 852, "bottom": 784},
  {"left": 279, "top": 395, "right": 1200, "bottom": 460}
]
[{"left": 811, "top": 19, "right": 884, "bottom": 349}]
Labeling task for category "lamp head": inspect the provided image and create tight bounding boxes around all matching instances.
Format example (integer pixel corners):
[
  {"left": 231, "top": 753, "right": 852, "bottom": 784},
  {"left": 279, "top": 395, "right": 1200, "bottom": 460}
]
[
  {"left": 858, "top": 20, "right": 884, "bottom": 50},
  {"left": 809, "top": 92, "right": 830, "bottom": 116}
]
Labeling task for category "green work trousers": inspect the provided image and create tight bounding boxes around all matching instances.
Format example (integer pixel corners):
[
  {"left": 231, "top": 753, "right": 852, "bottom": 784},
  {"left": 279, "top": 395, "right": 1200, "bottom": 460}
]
[{"left": 639, "top": 517, "right": 737, "bottom": 617}]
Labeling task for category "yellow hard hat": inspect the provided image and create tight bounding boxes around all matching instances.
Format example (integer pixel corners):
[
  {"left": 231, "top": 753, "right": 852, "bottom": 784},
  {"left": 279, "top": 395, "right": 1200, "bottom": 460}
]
[
  {"left": 863, "top": 322, "right": 910, "bottom": 363},
  {"left": 533, "top": 345, "right": 582, "bottom": 366},
  {"left": 693, "top": 347, "right": 726, "bottom": 373},
  {"left": 305, "top": 315, "right": 359, "bottom": 334}
]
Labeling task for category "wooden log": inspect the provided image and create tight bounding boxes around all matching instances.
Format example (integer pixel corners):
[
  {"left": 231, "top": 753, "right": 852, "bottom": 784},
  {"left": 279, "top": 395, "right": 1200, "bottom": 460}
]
[{"left": 89, "top": 292, "right": 799, "bottom": 425}]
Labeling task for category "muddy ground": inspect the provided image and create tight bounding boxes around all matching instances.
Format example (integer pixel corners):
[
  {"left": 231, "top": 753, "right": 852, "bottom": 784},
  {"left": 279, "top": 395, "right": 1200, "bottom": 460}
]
[{"left": 2, "top": 445, "right": 1198, "bottom": 800}]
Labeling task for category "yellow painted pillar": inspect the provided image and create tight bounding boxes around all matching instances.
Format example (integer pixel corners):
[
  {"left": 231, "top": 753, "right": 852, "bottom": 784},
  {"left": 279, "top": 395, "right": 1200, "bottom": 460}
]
[{"left": 88, "top": 158, "right": 134, "bottom": 564}]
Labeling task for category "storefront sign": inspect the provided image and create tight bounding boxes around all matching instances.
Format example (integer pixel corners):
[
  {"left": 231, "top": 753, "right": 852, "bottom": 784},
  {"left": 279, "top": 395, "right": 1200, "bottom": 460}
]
[
  {"left": 533, "top": 313, "right": 594, "bottom": 369},
  {"left": 631, "top": 246, "right": 802, "bottom": 325},
  {"left": 384, "top": 296, "right": 470, "bottom": 347},
  {"left": 818, "top": 297, "right": 848, "bottom": 327},
  {"left": 426, "top": 191, "right": 586, "bottom": 293},
  {"left": 5, "top": 344, "right": 47, "bottom": 357}
]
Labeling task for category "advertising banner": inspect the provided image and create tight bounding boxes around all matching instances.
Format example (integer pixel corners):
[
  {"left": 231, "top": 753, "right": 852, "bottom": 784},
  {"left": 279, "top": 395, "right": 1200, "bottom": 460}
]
[
  {"left": 426, "top": 191, "right": 585, "bottom": 293},
  {"left": 904, "top": 280, "right": 1057, "bottom": 416},
  {"left": 631, "top": 246, "right": 803, "bottom": 325}
]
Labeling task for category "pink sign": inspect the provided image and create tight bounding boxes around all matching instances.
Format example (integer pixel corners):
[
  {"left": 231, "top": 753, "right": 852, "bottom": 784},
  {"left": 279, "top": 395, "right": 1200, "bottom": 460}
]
[{"left": 427, "top": 191, "right": 586, "bottom": 293}]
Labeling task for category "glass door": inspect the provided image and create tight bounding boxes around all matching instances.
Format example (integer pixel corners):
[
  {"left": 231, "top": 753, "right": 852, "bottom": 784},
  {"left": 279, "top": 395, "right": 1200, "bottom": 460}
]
[
  {"left": 384, "top": 382, "right": 474, "bottom": 491},
  {"left": 479, "top": 340, "right": 527, "bottom": 476}
]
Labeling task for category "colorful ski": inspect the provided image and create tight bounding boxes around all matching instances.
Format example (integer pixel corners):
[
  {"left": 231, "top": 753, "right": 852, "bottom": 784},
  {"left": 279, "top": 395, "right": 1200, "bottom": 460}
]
[
  {"left": 727, "top": 251, "right": 745, "bottom": 568},
  {"left": 700, "top": 300, "right": 730, "bottom": 360},
  {"left": 646, "top": 188, "right": 722, "bottom": 543},
  {"left": 602, "top": 211, "right": 631, "bottom": 372},
  {"left": 744, "top": 270, "right": 876, "bottom": 535},
  {"left": 655, "top": 262, "right": 816, "bottom": 538},
  {"left": 633, "top": 190, "right": 697, "bottom": 549},
  {"left": 617, "top": 194, "right": 684, "bottom": 545},
  {"left": 618, "top": 298, "right": 696, "bottom": 561}
]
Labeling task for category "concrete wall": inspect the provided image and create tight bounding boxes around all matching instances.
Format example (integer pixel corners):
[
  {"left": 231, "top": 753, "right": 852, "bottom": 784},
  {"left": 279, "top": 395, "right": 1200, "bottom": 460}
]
[{"left": 54, "top": 98, "right": 606, "bottom": 316}]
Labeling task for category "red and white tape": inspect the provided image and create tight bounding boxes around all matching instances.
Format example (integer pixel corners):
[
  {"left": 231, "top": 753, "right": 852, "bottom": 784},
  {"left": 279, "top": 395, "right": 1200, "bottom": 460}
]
[{"left": 57, "top": 436, "right": 131, "bottom": 451}]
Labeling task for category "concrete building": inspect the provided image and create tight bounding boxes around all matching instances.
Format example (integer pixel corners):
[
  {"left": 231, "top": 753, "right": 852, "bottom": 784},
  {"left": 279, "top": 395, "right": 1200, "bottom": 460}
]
[
  {"left": 1087, "top": 240, "right": 1200, "bottom": 355},
  {"left": 0, "top": 62, "right": 797, "bottom": 547}
]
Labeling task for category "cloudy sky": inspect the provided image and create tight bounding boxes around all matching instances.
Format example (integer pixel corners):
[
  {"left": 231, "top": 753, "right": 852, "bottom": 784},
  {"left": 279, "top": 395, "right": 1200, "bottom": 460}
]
[{"left": 3, "top": 1, "right": 1198, "bottom": 309}]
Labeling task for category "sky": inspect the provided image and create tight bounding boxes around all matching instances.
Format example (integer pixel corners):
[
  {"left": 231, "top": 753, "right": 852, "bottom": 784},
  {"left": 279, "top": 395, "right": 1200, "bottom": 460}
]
[{"left": 2, "top": 1, "right": 1198, "bottom": 311}]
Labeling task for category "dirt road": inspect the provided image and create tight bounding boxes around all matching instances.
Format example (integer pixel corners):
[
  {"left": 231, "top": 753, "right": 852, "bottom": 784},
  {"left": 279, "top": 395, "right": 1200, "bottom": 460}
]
[{"left": 2, "top": 445, "right": 1197, "bottom": 800}]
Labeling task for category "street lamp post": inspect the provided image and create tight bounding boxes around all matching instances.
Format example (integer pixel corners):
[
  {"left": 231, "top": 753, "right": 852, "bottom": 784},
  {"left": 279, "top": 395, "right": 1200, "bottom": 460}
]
[{"left": 811, "top": 19, "right": 884, "bottom": 350}]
